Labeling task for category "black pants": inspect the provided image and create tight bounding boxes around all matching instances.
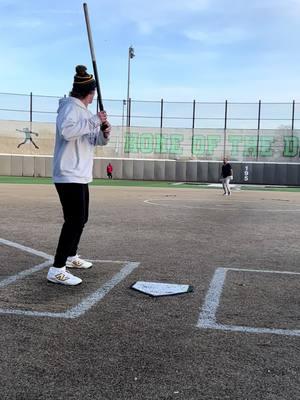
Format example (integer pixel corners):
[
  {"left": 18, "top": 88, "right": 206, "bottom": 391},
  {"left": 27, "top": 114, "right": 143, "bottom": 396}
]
[{"left": 53, "top": 183, "right": 89, "bottom": 268}]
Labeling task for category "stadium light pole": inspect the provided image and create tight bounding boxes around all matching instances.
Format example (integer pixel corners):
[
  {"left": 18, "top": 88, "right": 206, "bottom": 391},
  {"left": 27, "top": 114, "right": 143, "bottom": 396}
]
[{"left": 126, "top": 45, "right": 135, "bottom": 126}]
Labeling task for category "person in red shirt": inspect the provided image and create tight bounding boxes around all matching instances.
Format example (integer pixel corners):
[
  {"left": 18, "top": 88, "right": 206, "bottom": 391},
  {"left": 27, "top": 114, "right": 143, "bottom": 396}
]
[{"left": 106, "top": 162, "right": 113, "bottom": 179}]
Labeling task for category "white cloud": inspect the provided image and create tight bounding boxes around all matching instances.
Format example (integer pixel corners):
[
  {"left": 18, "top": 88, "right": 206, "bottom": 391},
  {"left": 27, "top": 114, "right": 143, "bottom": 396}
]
[
  {"left": 97, "top": 0, "right": 212, "bottom": 34},
  {"left": 183, "top": 27, "right": 251, "bottom": 45},
  {"left": 15, "top": 18, "right": 43, "bottom": 28},
  {"left": 138, "top": 44, "right": 219, "bottom": 61},
  {"left": 212, "top": 0, "right": 300, "bottom": 19}
]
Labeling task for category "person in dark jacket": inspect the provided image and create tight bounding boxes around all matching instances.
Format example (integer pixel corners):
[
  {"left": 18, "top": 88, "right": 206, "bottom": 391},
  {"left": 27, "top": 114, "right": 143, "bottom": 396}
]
[{"left": 221, "top": 158, "right": 233, "bottom": 196}]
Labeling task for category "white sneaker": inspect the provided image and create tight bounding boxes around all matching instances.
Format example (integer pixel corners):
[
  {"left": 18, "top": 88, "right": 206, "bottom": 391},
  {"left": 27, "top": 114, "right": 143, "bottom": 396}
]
[
  {"left": 66, "top": 254, "right": 93, "bottom": 269},
  {"left": 47, "top": 266, "right": 82, "bottom": 286}
]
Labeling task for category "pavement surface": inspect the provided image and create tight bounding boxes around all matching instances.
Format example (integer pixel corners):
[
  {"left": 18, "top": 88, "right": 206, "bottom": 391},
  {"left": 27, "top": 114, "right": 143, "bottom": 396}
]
[{"left": 0, "top": 183, "right": 299, "bottom": 400}]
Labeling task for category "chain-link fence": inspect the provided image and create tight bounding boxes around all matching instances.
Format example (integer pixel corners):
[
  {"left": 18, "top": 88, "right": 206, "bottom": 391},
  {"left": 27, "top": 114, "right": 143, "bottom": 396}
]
[
  {"left": 0, "top": 92, "right": 299, "bottom": 129},
  {"left": 0, "top": 92, "right": 300, "bottom": 162}
]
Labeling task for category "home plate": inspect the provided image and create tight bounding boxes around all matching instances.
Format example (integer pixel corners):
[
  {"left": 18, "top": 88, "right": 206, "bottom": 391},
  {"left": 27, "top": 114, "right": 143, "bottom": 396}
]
[{"left": 131, "top": 281, "right": 193, "bottom": 297}]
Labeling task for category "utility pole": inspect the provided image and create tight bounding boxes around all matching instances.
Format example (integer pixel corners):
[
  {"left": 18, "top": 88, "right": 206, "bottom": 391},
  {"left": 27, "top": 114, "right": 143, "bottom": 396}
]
[{"left": 126, "top": 45, "right": 135, "bottom": 126}]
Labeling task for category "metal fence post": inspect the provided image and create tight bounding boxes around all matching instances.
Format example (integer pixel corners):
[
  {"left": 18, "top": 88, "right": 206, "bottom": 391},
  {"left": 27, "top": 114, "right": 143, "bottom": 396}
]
[
  {"left": 30, "top": 92, "right": 33, "bottom": 131},
  {"left": 127, "top": 98, "right": 131, "bottom": 127},
  {"left": 122, "top": 99, "right": 126, "bottom": 128},
  {"left": 223, "top": 100, "right": 228, "bottom": 157},
  {"left": 160, "top": 98, "right": 164, "bottom": 129},
  {"left": 292, "top": 99, "right": 295, "bottom": 135},
  {"left": 256, "top": 99, "right": 261, "bottom": 160},
  {"left": 160, "top": 98, "right": 164, "bottom": 153},
  {"left": 191, "top": 100, "right": 196, "bottom": 157}
]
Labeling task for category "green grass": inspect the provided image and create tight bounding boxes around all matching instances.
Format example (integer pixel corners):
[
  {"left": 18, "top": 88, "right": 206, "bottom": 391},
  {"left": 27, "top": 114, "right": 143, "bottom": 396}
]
[
  {"left": 0, "top": 176, "right": 299, "bottom": 192},
  {"left": 0, "top": 176, "right": 53, "bottom": 185},
  {"left": 0, "top": 176, "right": 178, "bottom": 188},
  {"left": 240, "top": 185, "right": 300, "bottom": 192}
]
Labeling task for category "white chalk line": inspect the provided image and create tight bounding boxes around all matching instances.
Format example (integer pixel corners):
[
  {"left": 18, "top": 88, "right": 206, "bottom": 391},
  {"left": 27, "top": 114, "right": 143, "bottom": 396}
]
[
  {"left": 0, "top": 260, "right": 53, "bottom": 288},
  {"left": 0, "top": 262, "right": 140, "bottom": 319},
  {"left": 0, "top": 238, "right": 53, "bottom": 260},
  {"left": 199, "top": 321, "right": 300, "bottom": 337},
  {"left": 197, "top": 268, "right": 226, "bottom": 324},
  {"left": 224, "top": 267, "right": 300, "bottom": 275},
  {"left": 144, "top": 199, "right": 300, "bottom": 212},
  {"left": 197, "top": 267, "right": 300, "bottom": 337},
  {"left": 65, "top": 261, "right": 140, "bottom": 318},
  {"left": 0, "top": 238, "right": 53, "bottom": 287},
  {"left": 0, "top": 308, "right": 67, "bottom": 319},
  {"left": 85, "top": 259, "right": 125, "bottom": 264},
  {"left": 0, "top": 238, "right": 140, "bottom": 319}
]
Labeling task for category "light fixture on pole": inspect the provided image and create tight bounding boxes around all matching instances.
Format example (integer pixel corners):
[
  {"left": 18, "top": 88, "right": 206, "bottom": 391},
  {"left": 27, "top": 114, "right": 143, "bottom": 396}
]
[{"left": 126, "top": 45, "right": 135, "bottom": 126}]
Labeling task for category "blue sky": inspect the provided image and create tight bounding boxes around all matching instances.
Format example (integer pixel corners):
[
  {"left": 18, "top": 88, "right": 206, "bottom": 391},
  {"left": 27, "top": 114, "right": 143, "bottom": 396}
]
[{"left": 1, "top": 0, "right": 300, "bottom": 101}]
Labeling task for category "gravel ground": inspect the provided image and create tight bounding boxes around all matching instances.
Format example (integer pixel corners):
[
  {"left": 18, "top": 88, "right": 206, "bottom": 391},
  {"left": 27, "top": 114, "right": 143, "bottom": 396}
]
[{"left": 0, "top": 184, "right": 299, "bottom": 400}]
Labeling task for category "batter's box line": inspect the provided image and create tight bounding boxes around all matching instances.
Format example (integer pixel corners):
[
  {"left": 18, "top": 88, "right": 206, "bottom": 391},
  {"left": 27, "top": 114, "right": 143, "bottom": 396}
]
[
  {"left": 197, "top": 267, "right": 300, "bottom": 337},
  {"left": 0, "top": 238, "right": 140, "bottom": 319},
  {"left": 0, "top": 261, "right": 140, "bottom": 319}
]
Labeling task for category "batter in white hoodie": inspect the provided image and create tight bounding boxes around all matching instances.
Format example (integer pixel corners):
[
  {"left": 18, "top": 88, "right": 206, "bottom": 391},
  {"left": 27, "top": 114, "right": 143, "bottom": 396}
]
[
  {"left": 53, "top": 96, "right": 110, "bottom": 184},
  {"left": 47, "top": 64, "right": 111, "bottom": 286}
]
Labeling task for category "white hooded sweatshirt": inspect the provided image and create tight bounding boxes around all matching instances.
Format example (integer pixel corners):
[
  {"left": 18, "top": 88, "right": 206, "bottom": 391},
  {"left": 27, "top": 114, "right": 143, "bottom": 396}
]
[{"left": 53, "top": 97, "right": 110, "bottom": 184}]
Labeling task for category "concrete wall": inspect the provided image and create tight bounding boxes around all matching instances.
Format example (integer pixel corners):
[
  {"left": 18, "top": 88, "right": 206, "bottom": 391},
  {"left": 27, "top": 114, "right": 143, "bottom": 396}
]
[{"left": 0, "top": 154, "right": 300, "bottom": 185}]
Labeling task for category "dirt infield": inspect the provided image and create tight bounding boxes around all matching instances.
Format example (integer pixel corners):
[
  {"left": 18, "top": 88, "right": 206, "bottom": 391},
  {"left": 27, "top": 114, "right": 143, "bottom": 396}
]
[{"left": 0, "top": 184, "right": 299, "bottom": 399}]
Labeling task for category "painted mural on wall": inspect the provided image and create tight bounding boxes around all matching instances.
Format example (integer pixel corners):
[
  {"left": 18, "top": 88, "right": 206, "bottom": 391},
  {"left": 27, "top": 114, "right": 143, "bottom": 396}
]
[
  {"left": 16, "top": 127, "right": 39, "bottom": 149},
  {"left": 124, "top": 129, "right": 300, "bottom": 161},
  {"left": 1, "top": 120, "right": 300, "bottom": 162}
]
